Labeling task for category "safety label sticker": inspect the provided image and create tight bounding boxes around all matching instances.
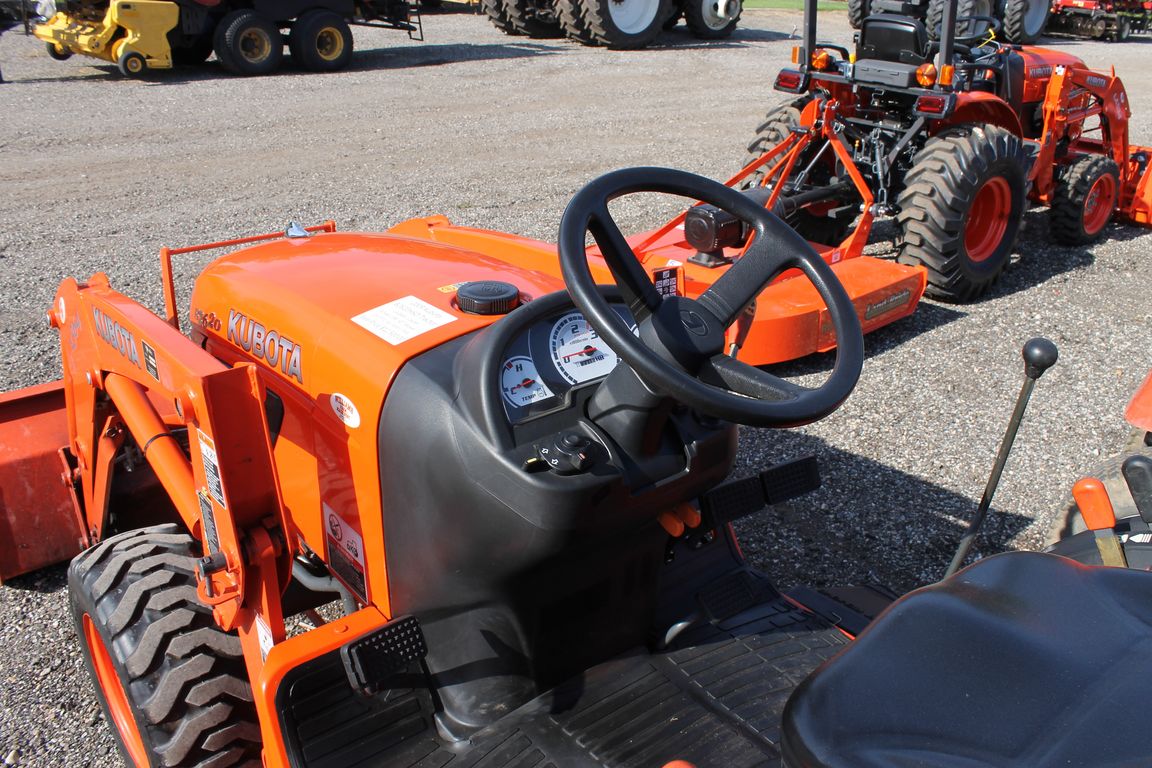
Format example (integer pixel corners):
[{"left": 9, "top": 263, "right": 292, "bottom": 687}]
[
  {"left": 255, "top": 613, "right": 274, "bottom": 662},
  {"left": 198, "top": 491, "right": 220, "bottom": 554},
  {"left": 352, "top": 296, "right": 455, "bottom": 346},
  {"left": 324, "top": 503, "right": 367, "bottom": 603},
  {"left": 142, "top": 340, "right": 159, "bottom": 380},
  {"left": 652, "top": 266, "right": 682, "bottom": 298},
  {"left": 197, "top": 429, "right": 227, "bottom": 509}
]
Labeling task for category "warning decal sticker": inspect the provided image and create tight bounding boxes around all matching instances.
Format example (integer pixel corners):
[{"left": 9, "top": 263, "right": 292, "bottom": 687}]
[
  {"left": 324, "top": 503, "right": 367, "bottom": 603},
  {"left": 352, "top": 296, "right": 456, "bottom": 346},
  {"left": 197, "top": 429, "right": 227, "bottom": 509}
]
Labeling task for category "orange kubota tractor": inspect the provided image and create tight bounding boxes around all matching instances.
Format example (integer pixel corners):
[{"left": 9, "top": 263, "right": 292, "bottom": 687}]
[
  {"left": 4, "top": 167, "right": 1152, "bottom": 767},
  {"left": 735, "top": 0, "right": 1152, "bottom": 310}
]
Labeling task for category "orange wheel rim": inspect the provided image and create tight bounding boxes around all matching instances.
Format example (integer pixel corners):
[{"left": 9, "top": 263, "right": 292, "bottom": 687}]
[
  {"left": 83, "top": 614, "right": 149, "bottom": 766},
  {"left": 965, "top": 176, "right": 1012, "bottom": 263},
  {"left": 1082, "top": 173, "right": 1116, "bottom": 235}
]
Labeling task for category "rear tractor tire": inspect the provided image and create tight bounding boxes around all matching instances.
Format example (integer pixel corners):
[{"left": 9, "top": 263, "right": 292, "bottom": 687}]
[
  {"left": 1049, "top": 154, "right": 1120, "bottom": 245},
  {"left": 847, "top": 0, "right": 870, "bottom": 29},
  {"left": 70, "top": 525, "right": 261, "bottom": 768},
  {"left": 501, "top": 0, "right": 565, "bottom": 38},
  {"left": 1002, "top": 0, "right": 1049, "bottom": 43},
  {"left": 289, "top": 10, "right": 353, "bottom": 72},
  {"left": 926, "top": 0, "right": 992, "bottom": 39},
  {"left": 581, "top": 0, "right": 671, "bottom": 48},
  {"left": 481, "top": 0, "right": 521, "bottom": 34},
  {"left": 684, "top": 0, "right": 741, "bottom": 38},
  {"left": 214, "top": 10, "right": 283, "bottom": 76},
  {"left": 896, "top": 124, "right": 1027, "bottom": 302},
  {"left": 557, "top": 0, "right": 598, "bottom": 41}
]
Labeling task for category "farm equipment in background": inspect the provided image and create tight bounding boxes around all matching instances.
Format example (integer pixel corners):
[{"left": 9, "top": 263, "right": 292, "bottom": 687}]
[
  {"left": 2, "top": 187, "right": 1151, "bottom": 766},
  {"left": 480, "top": 0, "right": 740, "bottom": 49},
  {"left": 1045, "top": 0, "right": 1152, "bottom": 40},
  {"left": 33, "top": 0, "right": 420, "bottom": 76},
  {"left": 744, "top": 0, "right": 1152, "bottom": 308}
]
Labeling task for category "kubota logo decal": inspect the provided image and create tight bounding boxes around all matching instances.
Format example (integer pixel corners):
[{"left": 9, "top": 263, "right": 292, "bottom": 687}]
[
  {"left": 227, "top": 310, "right": 303, "bottom": 383},
  {"left": 92, "top": 307, "right": 141, "bottom": 367}
]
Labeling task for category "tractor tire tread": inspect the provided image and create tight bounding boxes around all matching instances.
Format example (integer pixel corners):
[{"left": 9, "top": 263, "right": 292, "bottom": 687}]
[
  {"left": 581, "top": 0, "right": 671, "bottom": 48},
  {"left": 896, "top": 124, "right": 1027, "bottom": 302},
  {"left": 70, "top": 525, "right": 260, "bottom": 768},
  {"left": 847, "top": 0, "right": 869, "bottom": 28},
  {"left": 481, "top": 0, "right": 520, "bottom": 34},
  {"left": 1002, "top": 0, "right": 1048, "bottom": 43},
  {"left": 1050, "top": 154, "right": 1119, "bottom": 245},
  {"left": 502, "top": 0, "right": 565, "bottom": 37},
  {"left": 557, "top": 0, "right": 597, "bottom": 41}
]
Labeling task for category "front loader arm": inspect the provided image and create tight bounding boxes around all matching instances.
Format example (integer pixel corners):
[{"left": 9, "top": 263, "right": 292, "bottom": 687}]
[{"left": 50, "top": 273, "right": 294, "bottom": 709}]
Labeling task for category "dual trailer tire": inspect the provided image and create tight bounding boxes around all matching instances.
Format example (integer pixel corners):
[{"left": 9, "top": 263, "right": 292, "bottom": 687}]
[
  {"left": 486, "top": 0, "right": 674, "bottom": 47},
  {"left": 289, "top": 10, "right": 354, "bottom": 72},
  {"left": 214, "top": 10, "right": 283, "bottom": 75},
  {"left": 70, "top": 525, "right": 261, "bottom": 768}
]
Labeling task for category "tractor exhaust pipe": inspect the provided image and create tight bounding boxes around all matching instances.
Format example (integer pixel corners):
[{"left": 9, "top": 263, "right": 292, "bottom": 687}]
[{"left": 944, "top": 338, "right": 1059, "bottom": 578}]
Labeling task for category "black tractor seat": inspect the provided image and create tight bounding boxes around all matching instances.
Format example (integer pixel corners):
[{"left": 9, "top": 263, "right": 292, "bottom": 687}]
[
  {"left": 781, "top": 551, "right": 1152, "bottom": 767},
  {"left": 854, "top": 15, "right": 931, "bottom": 88}
]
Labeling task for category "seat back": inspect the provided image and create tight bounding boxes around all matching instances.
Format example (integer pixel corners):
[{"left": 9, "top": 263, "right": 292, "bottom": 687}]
[{"left": 856, "top": 15, "right": 930, "bottom": 65}]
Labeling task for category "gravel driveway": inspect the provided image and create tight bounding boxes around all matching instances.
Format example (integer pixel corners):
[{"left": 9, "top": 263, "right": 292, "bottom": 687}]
[{"left": 0, "top": 10, "right": 1149, "bottom": 765}]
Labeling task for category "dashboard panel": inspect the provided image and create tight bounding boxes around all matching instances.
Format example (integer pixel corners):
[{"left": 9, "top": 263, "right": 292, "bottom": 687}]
[{"left": 499, "top": 304, "right": 636, "bottom": 424}]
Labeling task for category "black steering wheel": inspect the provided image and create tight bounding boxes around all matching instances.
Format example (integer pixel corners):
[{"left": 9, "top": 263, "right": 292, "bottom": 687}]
[
  {"left": 946, "top": 14, "right": 1001, "bottom": 45},
  {"left": 557, "top": 167, "right": 864, "bottom": 429}
]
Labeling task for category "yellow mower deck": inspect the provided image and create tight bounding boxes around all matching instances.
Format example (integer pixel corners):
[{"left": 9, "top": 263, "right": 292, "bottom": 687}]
[{"left": 34, "top": 0, "right": 178, "bottom": 70}]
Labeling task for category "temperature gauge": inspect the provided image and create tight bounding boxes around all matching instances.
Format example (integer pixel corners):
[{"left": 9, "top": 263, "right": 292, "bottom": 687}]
[{"left": 501, "top": 356, "right": 554, "bottom": 408}]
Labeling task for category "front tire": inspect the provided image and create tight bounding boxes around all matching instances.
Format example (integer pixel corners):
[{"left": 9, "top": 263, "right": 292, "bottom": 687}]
[
  {"left": 46, "top": 41, "right": 73, "bottom": 60},
  {"left": 896, "top": 124, "right": 1027, "bottom": 302},
  {"left": 289, "top": 10, "right": 353, "bottom": 72},
  {"left": 1050, "top": 154, "right": 1119, "bottom": 245},
  {"left": 214, "top": 10, "right": 283, "bottom": 76},
  {"left": 582, "top": 0, "right": 671, "bottom": 48},
  {"left": 117, "top": 49, "right": 147, "bottom": 77},
  {"left": 684, "top": 0, "right": 741, "bottom": 38},
  {"left": 70, "top": 525, "right": 261, "bottom": 768}
]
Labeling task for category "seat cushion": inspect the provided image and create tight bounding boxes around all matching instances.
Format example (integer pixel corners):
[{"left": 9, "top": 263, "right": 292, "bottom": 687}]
[{"left": 782, "top": 552, "right": 1152, "bottom": 767}]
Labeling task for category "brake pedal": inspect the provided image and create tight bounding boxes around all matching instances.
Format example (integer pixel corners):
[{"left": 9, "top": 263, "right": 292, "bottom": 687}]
[{"left": 341, "top": 615, "right": 427, "bottom": 696}]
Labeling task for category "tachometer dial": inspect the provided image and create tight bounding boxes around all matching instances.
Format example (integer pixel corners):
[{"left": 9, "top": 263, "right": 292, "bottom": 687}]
[
  {"left": 549, "top": 312, "right": 620, "bottom": 384},
  {"left": 501, "top": 356, "right": 554, "bottom": 408}
]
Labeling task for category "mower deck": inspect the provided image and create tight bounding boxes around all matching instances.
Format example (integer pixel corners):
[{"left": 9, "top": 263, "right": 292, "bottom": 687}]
[{"left": 276, "top": 594, "right": 849, "bottom": 767}]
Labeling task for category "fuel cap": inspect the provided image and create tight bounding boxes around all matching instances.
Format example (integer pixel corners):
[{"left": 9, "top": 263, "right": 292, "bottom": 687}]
[{"left": 456, "top": 281, "right": 521, "bottom": 315}]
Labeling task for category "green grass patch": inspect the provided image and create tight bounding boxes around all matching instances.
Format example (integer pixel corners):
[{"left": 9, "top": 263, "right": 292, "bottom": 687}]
[{"left": 743, "top": 0, "right": 844, "bottom": 10}]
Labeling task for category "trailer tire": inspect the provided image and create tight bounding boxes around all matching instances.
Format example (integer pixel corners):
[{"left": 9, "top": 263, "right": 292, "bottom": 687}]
[
  {"left": 215, "top": 10, "right": 283, "bottom": 76},
  {"left": 289, "top": 10, "right": 353, "bottom": 72},
  {"left": 117, "top": 50, "right": 147, "bottom": 77},
  {"left": 581, "top": 0, "right": 671, "bottom": 48},
  {"left": 1115, "top": 16, "right": 1131, "bottom": 39},
  {"left": 1050, "top": 154, "right": 1119, "bottom": 245},
  {"left": 502, "top": 0, "right": 565, "bottom": 37},
  {"left": 926, "top": 0, "right": 992, "bottom": 39},
  {"left": 69, "top": 525, "right": 261, "bottom": 768},
  {"left": 897, "top": 124, "right": 1026, "bottom": 302},
  {"left": 847, "top": 0, "right": 870, "bottom": 29},
  {"left": 684, "top": 0, "right": 741, "bottom": 38},
  {"left": 46, "top": 42, "right": 73, "bottom": 60},
  {"left": 481, "top": 0, "right": 521, "bottom": 34},
  {"left": 1002, "top": 0, "right": 1049, "bottom": 43}
]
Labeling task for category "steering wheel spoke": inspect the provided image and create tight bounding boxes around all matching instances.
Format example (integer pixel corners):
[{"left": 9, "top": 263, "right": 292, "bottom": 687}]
[
  {"left": 588, "top": 203, "right": 663, "bottom": 323},
  {"left": 698, "top": 228, "right": 801, "bottom": 327},
  {"left": 700, "top": 354, "right": 807, "bottom": 402}
]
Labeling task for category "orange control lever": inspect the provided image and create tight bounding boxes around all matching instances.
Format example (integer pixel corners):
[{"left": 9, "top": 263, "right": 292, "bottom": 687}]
[{"left": 1073, "top": 477, "right": 1118, "bottom": 531}]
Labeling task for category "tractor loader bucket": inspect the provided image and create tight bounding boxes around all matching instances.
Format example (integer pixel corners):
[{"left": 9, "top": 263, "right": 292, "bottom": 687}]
[{"left": 0, "top": 381, "right": 86, "bottom": 584}]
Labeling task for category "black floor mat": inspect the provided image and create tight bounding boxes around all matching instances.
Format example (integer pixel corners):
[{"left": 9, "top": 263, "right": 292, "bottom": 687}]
[{"left": 280, "top": 597, "right": 848, "bottom": 767}]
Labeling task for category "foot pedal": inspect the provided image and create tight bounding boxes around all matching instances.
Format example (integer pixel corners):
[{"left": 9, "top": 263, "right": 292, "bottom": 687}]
[
  {"left": 697, "top": 570, "right": 775, "bottom": 622},
  {"left": 341, "top": 615, "right": 427, "bottom": 696},
  {"left": 700, "top": 455, "right": 820, "bottom": 527}
]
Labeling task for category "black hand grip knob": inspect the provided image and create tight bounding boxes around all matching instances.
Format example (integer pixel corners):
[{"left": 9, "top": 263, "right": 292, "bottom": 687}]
[
  {"left": 1022, "top": 337, "right": 1058, "bottom": 380},
  {"left": 1122, "top": 454, "right": 1152, "bottom": 524}
]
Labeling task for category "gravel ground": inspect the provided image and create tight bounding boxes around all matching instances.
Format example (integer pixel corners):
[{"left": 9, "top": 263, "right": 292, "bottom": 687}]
[{"left": 1, "top": 10, "right": 1149, "bottom": 766}]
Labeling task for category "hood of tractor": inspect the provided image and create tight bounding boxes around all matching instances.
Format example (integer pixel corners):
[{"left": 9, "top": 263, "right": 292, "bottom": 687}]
[{"left": 190, "top": 232, "right": 565, "bottom": 400}]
